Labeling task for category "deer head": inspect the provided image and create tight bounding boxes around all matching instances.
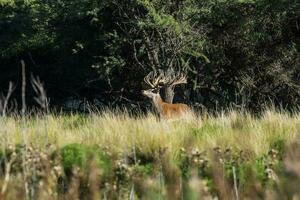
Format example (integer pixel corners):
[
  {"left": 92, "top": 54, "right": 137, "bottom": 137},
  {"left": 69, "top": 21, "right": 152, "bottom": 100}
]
[
  {"left": 142, "top": 88, "right": 160, "bottom": 99},
  {"left": 142, "top": 68, "right": 187, "bottom": 101},
  {"left": 142, "top": 69, "right": 190, "bottom": 118}
]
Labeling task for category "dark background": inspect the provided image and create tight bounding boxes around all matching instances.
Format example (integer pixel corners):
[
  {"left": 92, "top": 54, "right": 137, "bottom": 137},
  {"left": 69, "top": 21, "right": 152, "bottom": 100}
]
[{"left": 0, "top": 0, "right": 299, "bottom": 112}]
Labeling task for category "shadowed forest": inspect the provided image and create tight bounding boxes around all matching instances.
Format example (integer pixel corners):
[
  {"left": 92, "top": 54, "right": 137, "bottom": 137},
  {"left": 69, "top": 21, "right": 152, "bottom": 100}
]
[
  {"left": 1, "top": 0, "right": 300, "bottom": 199},
  {"left": 1, "top": 0, "right": 299, "bottom": 111}
]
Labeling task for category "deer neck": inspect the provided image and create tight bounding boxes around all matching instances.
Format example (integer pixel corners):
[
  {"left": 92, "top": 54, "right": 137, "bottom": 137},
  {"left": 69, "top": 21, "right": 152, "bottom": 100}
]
[{"left": 152, "top": 95, "right": 164, "bottom": 114}]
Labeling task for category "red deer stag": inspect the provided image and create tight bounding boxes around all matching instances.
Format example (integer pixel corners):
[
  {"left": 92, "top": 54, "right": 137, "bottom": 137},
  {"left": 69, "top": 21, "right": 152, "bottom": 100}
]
[{"left": 142, "top": 70, "right": 191, "bottom": 119}]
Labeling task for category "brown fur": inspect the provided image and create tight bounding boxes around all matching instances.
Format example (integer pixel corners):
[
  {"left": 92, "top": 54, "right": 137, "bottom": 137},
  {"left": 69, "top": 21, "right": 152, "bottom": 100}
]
[{"left": 142, "top": 89, "right": 191, "bottom": 119}]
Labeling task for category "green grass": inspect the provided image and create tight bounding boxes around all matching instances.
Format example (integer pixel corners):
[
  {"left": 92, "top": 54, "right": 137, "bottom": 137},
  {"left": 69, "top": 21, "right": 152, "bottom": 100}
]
[
  {"left": 1, "top": 110, "right": 298, "bottom": 157},
  {"left": 1, "top": 109, "right": 300, "bottom": 199}
]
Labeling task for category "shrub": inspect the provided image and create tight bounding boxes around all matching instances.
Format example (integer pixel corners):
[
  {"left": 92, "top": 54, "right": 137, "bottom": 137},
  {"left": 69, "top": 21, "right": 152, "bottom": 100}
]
[{"left": 60, "top": 143, "right": 111, "bottom": 176}]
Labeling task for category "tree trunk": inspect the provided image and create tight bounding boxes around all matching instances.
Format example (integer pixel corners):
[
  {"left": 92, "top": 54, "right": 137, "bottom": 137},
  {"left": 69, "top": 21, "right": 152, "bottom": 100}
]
[{"left": 162, "top": 86, "right": 175, "bottom": 103}]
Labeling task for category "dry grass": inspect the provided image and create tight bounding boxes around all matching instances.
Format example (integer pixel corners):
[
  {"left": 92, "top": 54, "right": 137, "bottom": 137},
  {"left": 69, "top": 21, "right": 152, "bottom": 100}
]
[
  {"left": 1, "top": 109, "right": 300, "bottom": 199},
  {"left": 1, "top": 109, "right": 299, "bottom": 158}
]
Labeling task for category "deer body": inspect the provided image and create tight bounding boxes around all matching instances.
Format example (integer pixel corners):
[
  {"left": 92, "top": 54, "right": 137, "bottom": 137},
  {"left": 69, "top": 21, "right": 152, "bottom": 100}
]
[
  {"left": 142, "top": 89, "right": 191, "bottom": 119},
  {"left": 142, "top": 69, "right": 191, "bottom": 119}
]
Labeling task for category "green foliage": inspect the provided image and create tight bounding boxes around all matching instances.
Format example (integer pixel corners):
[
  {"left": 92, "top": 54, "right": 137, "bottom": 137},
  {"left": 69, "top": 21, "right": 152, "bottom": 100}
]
[
  {"left": 60, "top": 143, "right": 111, "bottom": 176},
  {"left": 133, "top": 163, "right": 153, "bottom": 176},
  {"left": 193, "top": 0, "right": 300, "bottom": 110},
  {"left": 270, "top": 138, "right": 285, "bottom": 157},
  {"left": 0, "top": 0, "right": 299, "bottom": 110},
  {"left": 255, "top": 156, "right": 271, "bottom": 185}
]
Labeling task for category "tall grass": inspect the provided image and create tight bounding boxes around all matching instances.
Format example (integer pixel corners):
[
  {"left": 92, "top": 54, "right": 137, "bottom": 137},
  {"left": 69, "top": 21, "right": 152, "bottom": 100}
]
[
  {"left": 1, "top": 109, "right": 300, "bottom": 199},
  {"left": 1, "top": 109, "right": 298, "bottom": 157}
]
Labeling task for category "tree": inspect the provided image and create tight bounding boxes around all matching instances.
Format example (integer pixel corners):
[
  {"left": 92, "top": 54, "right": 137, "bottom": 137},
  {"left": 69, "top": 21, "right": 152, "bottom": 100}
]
[
  {"left": 0, "top": 0, "right": 299, "bottom": 111},
  {"left": 106, "top": 0, "right": 207, "bottom": 103}
]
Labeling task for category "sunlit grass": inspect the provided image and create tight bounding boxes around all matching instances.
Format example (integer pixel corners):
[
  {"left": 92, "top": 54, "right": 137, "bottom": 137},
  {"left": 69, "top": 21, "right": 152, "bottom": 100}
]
[
  {"left": 1, "top": 109, "right": 299, "bottom": 161},
  {"left": 1, "top": 109, "right": 300, "bottom": 199}
]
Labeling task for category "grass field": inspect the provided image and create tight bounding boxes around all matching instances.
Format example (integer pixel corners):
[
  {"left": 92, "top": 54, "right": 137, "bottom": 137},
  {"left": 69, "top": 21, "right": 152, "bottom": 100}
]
[{"left": 1, "top": 110, "right": 300, "bottom": 199}]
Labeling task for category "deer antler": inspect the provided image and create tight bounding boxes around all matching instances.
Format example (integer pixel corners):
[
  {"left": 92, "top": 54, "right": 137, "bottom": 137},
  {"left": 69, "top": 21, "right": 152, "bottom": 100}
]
[
  {"left": 144, "top": 68, "right": 187, "bottom": 89},
  {"left": 144, "top": 70, "right": 164, "bottom": 88},
  {"left": 157, "top": 68, "right": 187, "bottom": 87}
]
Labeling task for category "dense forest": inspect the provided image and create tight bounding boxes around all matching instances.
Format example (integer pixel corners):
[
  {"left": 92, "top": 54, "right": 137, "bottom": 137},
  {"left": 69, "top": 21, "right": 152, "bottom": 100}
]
[{"left": 0, "top": 0, "right": 299, "bottom": 111}]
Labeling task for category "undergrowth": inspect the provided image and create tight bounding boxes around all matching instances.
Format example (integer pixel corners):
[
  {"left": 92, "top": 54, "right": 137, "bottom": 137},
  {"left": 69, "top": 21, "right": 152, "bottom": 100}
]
[{"left": 0, "top": 110, "right": 300, "bottom": 199}]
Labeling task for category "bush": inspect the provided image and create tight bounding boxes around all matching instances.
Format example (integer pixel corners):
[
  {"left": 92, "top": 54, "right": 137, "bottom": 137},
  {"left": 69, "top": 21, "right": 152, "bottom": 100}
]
[{"left": 60, "top": 143, "right": 111, "bottom": 176}]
